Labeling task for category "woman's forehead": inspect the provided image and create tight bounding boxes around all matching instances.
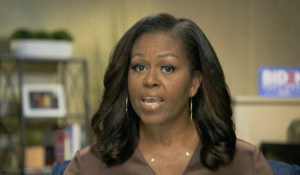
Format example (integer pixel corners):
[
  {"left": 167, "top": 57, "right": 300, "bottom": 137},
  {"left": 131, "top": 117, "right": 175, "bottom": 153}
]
[{"left": 132, "top": 31, "right": 184, "bottom": 53}]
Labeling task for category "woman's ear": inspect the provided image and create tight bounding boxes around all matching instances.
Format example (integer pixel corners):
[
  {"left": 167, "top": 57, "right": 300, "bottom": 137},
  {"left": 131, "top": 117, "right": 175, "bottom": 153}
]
[{"left": 189, "top": 71, "right": 202, "bottom": 97}]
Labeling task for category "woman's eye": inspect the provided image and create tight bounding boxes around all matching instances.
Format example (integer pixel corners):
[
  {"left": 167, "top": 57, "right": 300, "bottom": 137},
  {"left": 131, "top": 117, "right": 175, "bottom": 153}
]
[
  {"left": 131, "top": 64, "right": 146, "bottom": 72},
  {"left": 161, "top": 65, "right": 175, "bottom": 73}
]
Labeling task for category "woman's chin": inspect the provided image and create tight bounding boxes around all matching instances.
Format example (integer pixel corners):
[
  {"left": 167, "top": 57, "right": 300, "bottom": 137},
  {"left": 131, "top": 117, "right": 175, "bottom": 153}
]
[{"left": 138, "top": 114, "right": 167, "bottom": 126}]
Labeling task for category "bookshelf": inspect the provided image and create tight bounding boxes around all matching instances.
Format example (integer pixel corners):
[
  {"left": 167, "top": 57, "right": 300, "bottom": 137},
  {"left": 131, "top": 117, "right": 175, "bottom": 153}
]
[{"left": 0, "top": 55, "right": 90, "bottom": 175}]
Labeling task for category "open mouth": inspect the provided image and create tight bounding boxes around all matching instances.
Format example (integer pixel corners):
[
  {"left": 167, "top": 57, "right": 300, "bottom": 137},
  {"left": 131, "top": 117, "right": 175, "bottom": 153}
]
[{"left": 141, "top": 96, "right": 164, "bottom": 109}]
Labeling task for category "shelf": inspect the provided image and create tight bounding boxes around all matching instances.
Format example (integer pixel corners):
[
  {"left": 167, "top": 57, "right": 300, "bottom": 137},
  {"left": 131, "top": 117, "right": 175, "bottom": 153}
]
[
  {"left": 0, "top": 54, "right": 90, "bottom": 175},
  {"left": 1, "top": 166, "right": 52, "bottom": 175},
  {"left": 232, "top": 95, "right": 300, "bottom": 105},
  {"left": 0, "top": 53, "right": 86, "bottom": 63}
]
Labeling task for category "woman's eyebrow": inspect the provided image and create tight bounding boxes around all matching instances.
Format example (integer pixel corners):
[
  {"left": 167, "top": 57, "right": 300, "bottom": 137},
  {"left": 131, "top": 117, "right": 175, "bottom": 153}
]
[
  {"left": 131, "top": 52, "right": 179, "bottom": 60},
  {"left": 131, "top": 53, "right": 145, "bottom": 58}
]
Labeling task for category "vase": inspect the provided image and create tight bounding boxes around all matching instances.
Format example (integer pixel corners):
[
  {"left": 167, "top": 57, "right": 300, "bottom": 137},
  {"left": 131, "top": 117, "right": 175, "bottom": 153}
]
[{"left": 10, "top": 39, "right": 73, "bottom": 59}]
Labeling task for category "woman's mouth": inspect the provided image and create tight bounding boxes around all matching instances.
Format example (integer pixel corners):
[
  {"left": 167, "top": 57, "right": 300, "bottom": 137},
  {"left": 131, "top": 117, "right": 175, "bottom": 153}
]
[{"left": 141, "top": 96, "right": 164, "bottom": 110}]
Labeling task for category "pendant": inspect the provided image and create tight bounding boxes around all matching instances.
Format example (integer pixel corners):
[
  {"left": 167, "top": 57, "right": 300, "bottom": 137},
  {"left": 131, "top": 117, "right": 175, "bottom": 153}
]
[
  {"left": 185, "top": 151, "right": 190, "bottom": 157},
  {"left": 151, "top": 158, "right": 155, "bottom": 163}
]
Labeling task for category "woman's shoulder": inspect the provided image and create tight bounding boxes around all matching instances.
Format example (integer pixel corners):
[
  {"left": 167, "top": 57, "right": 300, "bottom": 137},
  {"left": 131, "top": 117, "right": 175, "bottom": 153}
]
[
  {"left": 234, "top": 139, "right": 264, "bottom": 162},
  {"left": 64, "top": 145, "right": 108, "bottom": 175},
  {"left": 230, "top": 139, "right": 274, "bottom": 175},
  {"left": 76, "top": 144, "right": 107, "bottom": 166},
  {"left": 236, "top": 139, "right": 258, "bottom": 153},
  {"left": 76, "top": 145, "right": 98, "bottom": 160}
]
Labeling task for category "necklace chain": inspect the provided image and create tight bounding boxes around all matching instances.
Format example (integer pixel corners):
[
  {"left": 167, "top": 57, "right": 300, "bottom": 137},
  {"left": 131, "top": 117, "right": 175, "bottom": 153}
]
[
  {"left": 140, "top": 132, "right": 197, "bottom": 167},
  {"left": 145, "top": 150, "right": 192, "bottom": 167}
]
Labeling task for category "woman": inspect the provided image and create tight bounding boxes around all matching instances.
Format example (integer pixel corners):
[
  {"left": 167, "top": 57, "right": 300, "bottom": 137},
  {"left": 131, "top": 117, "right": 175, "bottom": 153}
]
[{"left": 64, "top": 13, "right": 274, "bottom": 175}]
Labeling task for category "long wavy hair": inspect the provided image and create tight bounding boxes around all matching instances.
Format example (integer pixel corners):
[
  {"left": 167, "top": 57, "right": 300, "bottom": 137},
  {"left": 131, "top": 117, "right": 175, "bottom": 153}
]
[{"left": 91, "top": 13, "right": 236, "bottom": 170}]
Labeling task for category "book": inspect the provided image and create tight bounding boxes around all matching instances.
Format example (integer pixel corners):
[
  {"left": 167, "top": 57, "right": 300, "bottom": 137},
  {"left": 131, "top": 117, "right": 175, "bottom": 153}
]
[
  {"left": 55, "top": 129, "right": 65, "bottom": 162},
  {"left": 64, "top": 124, "right": 81, "bottom": 160}
]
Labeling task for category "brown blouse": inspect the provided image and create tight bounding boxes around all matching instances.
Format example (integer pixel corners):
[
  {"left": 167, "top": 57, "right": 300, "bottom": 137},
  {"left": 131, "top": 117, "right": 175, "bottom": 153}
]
[{"left": 64, "top": 139, "right": 274, "bottom": 175}]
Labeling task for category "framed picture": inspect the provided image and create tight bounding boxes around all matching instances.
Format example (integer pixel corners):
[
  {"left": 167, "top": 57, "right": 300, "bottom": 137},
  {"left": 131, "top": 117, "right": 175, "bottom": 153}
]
[{"left": 22, "top": 84, "right": 66, "bottom": 117}]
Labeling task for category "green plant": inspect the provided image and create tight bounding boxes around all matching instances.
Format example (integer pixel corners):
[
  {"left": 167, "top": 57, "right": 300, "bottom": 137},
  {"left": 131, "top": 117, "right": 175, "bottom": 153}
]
[
  {"left": 25, "top": 131, "right": 43, "bottom": 146},
  {"left": 10, "top": 28, "right": 34, "bottom": 39},
  {"left": 51, "top": 29, "right": 73, "bottom": 41},
  {"left": 10, "top": 28, "right": 73, "bottom": 41},
  {"left": 35, "top": 30, "right": 51, "bottom": 39}
]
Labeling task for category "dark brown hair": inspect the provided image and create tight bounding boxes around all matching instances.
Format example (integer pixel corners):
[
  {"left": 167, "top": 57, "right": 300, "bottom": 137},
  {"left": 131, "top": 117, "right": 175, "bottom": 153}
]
[{"left": 91, "top": 13, "right": 236, "bottom": 170}]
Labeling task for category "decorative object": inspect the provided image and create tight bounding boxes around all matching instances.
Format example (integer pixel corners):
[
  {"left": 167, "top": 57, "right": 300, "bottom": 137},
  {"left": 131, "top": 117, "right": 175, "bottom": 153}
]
[
  {"left": 9, "top": 29, "right": 73, "bottom": 59},
  {"left": 25, "top": 146, "right": 45, "bottom": 170},
  {"left": 22, "top": 84, "right": 66, "bottom": 117}
]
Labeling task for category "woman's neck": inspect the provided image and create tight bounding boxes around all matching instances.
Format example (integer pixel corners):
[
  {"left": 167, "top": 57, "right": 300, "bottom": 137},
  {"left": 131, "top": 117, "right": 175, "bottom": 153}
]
[
  {"left": 138, "top": 115, "right": 199, "bottom": 173},
  {"left": 139, "top": 116, "right": 197, "bottom": 148}
]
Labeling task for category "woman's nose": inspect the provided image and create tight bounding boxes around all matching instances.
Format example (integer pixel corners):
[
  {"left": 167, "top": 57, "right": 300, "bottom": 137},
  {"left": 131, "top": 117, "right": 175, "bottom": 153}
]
[{"left": 143, "top": 68, "right": 160, "bottom": 88}]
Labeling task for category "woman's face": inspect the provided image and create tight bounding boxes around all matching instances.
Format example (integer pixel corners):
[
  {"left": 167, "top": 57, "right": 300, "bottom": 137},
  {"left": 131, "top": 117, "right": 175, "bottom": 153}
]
[{"left": 128, "top": 31, "right": 200, "bottom": 125}]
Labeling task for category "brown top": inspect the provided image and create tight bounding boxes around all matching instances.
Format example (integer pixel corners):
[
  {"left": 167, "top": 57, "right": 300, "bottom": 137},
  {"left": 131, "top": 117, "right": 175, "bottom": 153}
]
[{"left": 64, "top": 139, "right": 274, "bottom": 175}]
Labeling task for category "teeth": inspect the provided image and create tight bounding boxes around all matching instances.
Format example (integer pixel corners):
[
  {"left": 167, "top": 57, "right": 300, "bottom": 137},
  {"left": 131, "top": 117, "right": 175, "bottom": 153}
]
[
  {"left": 142, "top": 96, "right": 163, "bottom": 108},
  {"left": 144, "top": 97, "right": 159, "bottom": 100},
  {"left": 144, "top": 102, "right": 158, "bottom": 106},
  {"left": 143, "top": 97, "right": 163, "bottom": 101}
]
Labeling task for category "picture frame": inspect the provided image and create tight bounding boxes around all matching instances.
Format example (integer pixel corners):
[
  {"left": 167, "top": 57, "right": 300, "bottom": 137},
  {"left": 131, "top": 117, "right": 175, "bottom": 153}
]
[{"left": 22, "top": 84, "right": 66, "bottom": 118}]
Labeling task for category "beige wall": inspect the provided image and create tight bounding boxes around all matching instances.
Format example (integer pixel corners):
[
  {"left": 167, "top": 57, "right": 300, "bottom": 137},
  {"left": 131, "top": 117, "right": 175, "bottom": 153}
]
[
  {"left": 233, "top": 96, "right": 300, "bottom": 146},
  {"left": 1, "top": 0, "right": 299, "bottom": 144}
]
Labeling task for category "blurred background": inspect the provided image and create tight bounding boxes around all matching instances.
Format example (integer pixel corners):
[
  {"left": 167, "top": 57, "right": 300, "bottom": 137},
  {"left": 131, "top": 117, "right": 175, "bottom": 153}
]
[{"left": 0, "top": 0, "right": 299, "bottom": 174}]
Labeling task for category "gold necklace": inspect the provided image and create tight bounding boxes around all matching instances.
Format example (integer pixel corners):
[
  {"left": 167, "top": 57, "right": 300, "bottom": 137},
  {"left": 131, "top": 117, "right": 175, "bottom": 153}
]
[
  {"left": 144, "top": 150, "right": 192, "bottom": 167},
  {"left": 140, "top": 132, "right": 197, "bottom": 167}
]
